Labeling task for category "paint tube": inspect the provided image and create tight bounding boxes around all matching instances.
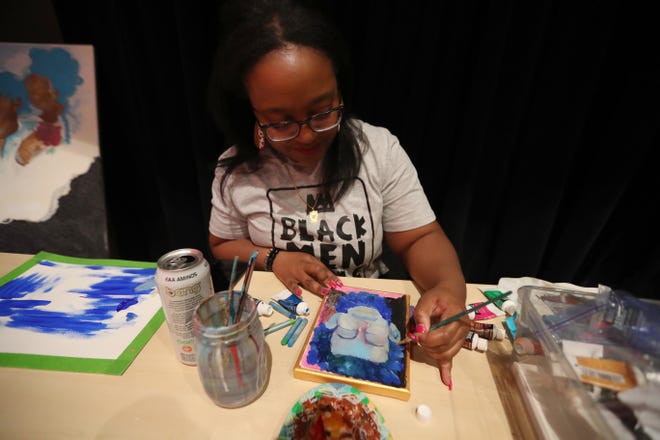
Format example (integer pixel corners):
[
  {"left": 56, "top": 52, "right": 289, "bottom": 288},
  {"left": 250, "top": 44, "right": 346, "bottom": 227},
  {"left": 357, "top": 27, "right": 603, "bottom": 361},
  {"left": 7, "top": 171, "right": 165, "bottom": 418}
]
[
  {"left": 272, "top": 290, "right": 310, "bottom": 316},
  {"left": 463, "top": 330, "right": 488, "bottom": 351},
  {"left": 470, "top": 321, "right": 506, "bottom": 340},
  {"left": 468, "top": 301, "right": 500, "bottom": 320},
  {"left": 483, "top": 290, "right": 517, "bottom": 315}
]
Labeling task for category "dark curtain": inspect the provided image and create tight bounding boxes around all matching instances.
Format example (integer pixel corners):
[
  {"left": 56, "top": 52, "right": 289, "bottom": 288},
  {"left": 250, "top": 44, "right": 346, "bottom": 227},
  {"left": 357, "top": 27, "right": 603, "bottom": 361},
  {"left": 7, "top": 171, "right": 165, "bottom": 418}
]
[{"left": 51, "top": 1, "right": 659, "bottom": 298}]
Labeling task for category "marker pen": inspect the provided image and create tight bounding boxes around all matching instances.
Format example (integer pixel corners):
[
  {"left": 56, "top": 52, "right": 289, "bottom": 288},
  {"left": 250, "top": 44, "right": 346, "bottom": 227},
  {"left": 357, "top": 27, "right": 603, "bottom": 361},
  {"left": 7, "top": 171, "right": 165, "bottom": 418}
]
[
  {"left": 272, "top": 290, "right": 310, "bottom": 316},
  {"left": 281, "top": 317, "right": 303, "bottom": 345},
  {"left": 287, "top": 318, "right": 308, "bottom": 347},
  {"left": 263, "top": 318, "right": 295, "bottom": 336}
]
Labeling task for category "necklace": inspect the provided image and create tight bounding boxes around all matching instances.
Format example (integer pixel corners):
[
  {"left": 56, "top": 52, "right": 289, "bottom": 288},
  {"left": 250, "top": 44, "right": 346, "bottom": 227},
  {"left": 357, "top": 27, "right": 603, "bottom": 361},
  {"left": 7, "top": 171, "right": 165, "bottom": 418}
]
[{"left": 283, "top": 163, "right": 320, "bottom": 223}]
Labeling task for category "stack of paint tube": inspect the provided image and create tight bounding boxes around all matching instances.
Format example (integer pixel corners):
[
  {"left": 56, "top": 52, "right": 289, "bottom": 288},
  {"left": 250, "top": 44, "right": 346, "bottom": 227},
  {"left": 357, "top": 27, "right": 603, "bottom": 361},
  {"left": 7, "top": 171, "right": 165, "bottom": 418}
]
[{"left": 463, "top": 321, "right": 506, "bottom": 352}]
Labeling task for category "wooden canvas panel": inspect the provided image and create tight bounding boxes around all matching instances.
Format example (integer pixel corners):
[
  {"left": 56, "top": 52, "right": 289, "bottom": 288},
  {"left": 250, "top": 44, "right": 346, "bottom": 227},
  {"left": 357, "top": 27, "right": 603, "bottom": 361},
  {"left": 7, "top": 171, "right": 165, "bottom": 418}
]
[{"left": 294, "top": 286, "right": 410, "bottom": 401}]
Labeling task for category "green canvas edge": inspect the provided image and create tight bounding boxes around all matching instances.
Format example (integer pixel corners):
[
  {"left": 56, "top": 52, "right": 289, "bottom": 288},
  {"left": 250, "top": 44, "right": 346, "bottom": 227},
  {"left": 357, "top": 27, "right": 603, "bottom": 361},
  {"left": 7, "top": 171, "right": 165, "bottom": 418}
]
[
  {"left": 0, "top": 251, "right": 164, "bottom": 375},
  {"left": 0, "top": 251, "right": 158, "bottom": 288},
  {"left": 36, "top": 250, "right": 158, "bottom": 269}
]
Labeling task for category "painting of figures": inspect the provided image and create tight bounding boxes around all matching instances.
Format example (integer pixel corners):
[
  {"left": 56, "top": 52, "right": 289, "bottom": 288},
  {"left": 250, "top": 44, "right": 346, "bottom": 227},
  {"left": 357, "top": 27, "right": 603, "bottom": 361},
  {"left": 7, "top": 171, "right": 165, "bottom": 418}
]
[{"left": 0, "top": 43, "right": 106, "bottom": 257}]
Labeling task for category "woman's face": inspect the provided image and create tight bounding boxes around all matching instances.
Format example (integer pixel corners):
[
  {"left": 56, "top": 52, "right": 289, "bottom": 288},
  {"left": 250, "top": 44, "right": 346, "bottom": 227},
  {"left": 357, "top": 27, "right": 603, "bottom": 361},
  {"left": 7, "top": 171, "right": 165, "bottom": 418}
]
[
  {"left": 24, "top": 74, "right": 58, "bottom": 111},
  {"left": 246, "top": 44, "right": 340, "bottom": 169}
]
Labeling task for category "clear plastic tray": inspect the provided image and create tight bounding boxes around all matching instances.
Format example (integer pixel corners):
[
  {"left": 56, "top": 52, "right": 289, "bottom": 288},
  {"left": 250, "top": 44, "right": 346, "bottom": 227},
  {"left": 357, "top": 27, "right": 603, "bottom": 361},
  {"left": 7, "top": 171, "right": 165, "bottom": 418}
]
[{"left": 511, "top": 285, "right": 659, "bottom": 440}]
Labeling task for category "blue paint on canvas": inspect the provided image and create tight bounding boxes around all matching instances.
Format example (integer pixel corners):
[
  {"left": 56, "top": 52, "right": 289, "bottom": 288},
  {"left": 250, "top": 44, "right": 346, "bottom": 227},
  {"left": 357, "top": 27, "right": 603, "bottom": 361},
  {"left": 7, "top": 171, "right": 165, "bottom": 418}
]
[
  {"left": 306, "top": 291, "right": 406, "bottom": 386},
  {"left": 0, "top": 260, "right": 156, "bottom": 337},
  {"left": 0, "top": 273, "right": 53, "bottom": 299}
]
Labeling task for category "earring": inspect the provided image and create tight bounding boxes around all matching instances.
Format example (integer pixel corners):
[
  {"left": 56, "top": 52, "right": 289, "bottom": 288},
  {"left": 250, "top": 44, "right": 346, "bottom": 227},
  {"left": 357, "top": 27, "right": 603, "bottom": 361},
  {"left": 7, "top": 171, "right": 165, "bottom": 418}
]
[{"left": 254, "top": 122, "right": 265, "bottom": 150}]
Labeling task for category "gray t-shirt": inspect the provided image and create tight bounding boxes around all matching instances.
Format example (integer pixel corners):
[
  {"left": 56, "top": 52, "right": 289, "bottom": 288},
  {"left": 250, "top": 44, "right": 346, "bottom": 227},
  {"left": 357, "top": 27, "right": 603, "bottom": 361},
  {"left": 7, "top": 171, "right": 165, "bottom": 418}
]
[{"left": 209, "top": 120, "right": 436, "bottom": 278}]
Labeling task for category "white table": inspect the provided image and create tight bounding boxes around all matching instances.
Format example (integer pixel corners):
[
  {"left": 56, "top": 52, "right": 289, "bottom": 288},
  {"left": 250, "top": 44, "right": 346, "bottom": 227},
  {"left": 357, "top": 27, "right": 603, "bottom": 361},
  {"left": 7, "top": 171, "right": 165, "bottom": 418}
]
[{"left": 0, "top": 252, "right": 525, "bottom": 439}]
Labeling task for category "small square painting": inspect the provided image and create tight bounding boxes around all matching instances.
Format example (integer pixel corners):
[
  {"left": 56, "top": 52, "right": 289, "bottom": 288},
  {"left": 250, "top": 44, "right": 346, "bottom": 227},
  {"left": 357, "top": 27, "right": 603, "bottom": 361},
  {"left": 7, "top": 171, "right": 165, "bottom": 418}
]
[{"left": 294, "top": 287, "right": 410, "bottom": 400}]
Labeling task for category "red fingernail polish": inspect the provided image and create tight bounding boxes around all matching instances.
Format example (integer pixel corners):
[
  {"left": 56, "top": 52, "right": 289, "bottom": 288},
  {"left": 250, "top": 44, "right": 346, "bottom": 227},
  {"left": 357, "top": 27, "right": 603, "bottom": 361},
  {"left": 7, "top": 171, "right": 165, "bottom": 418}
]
[
  {"left": 321, "top": 287, "right": 329, "bottom": 295},
  {"left": 296, "top": 288, "right": 302, "bottom": 296},
  {"left": 415, "top": 324, "right": 426, "bottom": 333},
  {"left": 336, "top": 279, "right": 344, "bottom": 287},
  {"left": 328, "top": 281, "right": 336, "bottom": 288},
  {"left": 449, "top": 379, "right": 453, "bottom": 391},
  {"left": 407, "top": 333, "right": 418, "bottom": 344}
]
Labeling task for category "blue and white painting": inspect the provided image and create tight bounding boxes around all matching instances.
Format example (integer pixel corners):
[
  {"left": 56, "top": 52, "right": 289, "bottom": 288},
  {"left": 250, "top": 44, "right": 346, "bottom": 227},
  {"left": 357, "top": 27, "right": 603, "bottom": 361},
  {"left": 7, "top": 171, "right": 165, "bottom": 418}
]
[
  {"left": 0, "top": 43, "right": 99, "bottom": 223},
  {"left": 0, "top": 257, "right": 161, "bottom": 360},
  {"left": 300, "top": 289, "right": 408, "bottom": 388}
]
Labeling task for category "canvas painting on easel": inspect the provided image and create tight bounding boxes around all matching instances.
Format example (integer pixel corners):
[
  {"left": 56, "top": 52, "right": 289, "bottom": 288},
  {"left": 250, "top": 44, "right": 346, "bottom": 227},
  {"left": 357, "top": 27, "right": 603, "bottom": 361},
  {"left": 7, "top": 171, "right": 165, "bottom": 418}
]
[
  {"left": 0, "top": 43, "right": 106, "bottom": 256},
  {"left": 294, "top": 287, "right": 411, "bottom": 400}
]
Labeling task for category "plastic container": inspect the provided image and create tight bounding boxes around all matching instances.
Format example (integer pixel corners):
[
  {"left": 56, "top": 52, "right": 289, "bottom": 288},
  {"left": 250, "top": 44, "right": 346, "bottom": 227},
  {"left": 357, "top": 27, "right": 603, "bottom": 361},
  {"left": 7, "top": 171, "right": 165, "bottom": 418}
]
[{"left": 511, "top": 285, "right": 659, "bottom": 440}]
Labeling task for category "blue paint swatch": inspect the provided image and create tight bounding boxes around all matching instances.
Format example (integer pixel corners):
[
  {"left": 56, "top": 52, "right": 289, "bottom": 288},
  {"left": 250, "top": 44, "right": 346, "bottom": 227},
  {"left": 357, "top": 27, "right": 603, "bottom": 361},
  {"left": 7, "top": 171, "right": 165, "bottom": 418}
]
[{"left": 0, "top": 260, "right": 156, "bottom": 337}]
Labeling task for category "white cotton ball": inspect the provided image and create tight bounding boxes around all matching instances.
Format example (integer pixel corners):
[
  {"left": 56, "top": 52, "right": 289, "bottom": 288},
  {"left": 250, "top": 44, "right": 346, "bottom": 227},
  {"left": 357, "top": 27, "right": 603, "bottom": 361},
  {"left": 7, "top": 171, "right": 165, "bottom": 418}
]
[{"left": 416, "top": 404, "right": 432, "bottom": 422}]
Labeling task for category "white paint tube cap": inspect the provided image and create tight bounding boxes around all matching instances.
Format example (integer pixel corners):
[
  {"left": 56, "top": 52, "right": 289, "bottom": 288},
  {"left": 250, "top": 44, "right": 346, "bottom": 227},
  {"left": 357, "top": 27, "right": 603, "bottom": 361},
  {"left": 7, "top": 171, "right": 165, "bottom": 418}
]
[
  {"left": 494, "top": 328, "right": 506, "bottom": 340},
  {"left": 501, "top": 299, "right": 517, "bottom": 315},
  {"left": 476, "top": 336, "right": 488, "bottom": 352},
  {"left": 256, "top": 301, "right": 273, "bottom": 317},
  {"left": 295, "top": 302, "right": 310, "bottom": 315},
  {"left": 467, "top": 310, "right": 476, "bottom": 320},
  {"left": 416, "top": 404, "right": 432, "bottom": 422}
]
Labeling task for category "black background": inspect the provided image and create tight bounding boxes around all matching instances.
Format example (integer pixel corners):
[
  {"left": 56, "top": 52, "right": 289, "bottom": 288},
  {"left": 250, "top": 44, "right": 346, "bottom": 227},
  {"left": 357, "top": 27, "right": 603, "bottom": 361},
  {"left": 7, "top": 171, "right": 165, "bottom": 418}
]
[{"left": 1, "top": 1, "right": 658, "bottom": 298}]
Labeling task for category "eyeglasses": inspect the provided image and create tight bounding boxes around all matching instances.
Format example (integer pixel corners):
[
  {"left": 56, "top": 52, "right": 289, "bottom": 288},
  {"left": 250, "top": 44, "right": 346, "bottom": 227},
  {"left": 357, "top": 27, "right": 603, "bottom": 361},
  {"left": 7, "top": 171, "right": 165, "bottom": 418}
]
[{"left": 257, "top": 105, "right": 344, "bottom": 142}]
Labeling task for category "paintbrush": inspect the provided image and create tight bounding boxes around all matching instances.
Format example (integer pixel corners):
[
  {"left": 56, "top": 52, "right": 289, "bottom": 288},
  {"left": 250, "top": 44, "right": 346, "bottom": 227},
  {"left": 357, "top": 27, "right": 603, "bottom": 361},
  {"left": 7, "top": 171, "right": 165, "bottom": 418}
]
[
  {"left": 228, "top": 255, "right": 239, "bottom": 291},
  {"left": 225, "top": 255, "right": 239, "bottom": 326},
  {"left": 397, "top": 290, "right": 512, "bottom": 345},
  {"left": 233, "top": 250, "right": 258, "bottom": 324}
]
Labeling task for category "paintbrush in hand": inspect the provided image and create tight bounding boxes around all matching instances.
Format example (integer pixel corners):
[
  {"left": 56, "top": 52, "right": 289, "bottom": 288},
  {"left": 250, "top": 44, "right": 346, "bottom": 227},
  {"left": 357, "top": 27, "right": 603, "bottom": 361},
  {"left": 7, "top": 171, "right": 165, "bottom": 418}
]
[{"left": 397, "top": 291, "right": 512, "bottom": 345}]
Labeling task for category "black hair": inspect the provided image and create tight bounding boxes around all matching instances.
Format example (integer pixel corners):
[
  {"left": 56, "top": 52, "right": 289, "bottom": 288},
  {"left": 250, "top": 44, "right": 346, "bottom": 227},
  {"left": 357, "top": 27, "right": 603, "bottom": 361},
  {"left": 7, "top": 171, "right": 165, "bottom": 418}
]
[{"left": 207, "top": 0, "right": 364, "bottom": 201}]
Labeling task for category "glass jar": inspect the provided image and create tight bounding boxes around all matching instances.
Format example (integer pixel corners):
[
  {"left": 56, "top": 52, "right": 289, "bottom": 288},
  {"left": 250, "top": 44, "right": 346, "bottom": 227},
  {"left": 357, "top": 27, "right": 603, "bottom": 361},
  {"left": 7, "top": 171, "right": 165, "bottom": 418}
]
[{"left": 193, "top": 290, "right": 269, "bottom": 408}]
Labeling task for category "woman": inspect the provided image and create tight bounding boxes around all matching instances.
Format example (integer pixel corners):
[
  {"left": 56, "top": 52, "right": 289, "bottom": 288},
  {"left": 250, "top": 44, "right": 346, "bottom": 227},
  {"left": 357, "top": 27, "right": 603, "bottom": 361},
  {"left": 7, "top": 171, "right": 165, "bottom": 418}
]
[{"left": 207, "top": 0, "right": 467, "bottom": 389}]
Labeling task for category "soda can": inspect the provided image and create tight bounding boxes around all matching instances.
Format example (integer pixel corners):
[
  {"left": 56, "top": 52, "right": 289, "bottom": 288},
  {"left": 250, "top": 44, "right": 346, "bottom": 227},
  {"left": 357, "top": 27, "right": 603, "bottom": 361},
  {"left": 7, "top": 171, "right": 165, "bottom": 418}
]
[{"left": 156, "top": 248, "right": 215, "bottom": 365}]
